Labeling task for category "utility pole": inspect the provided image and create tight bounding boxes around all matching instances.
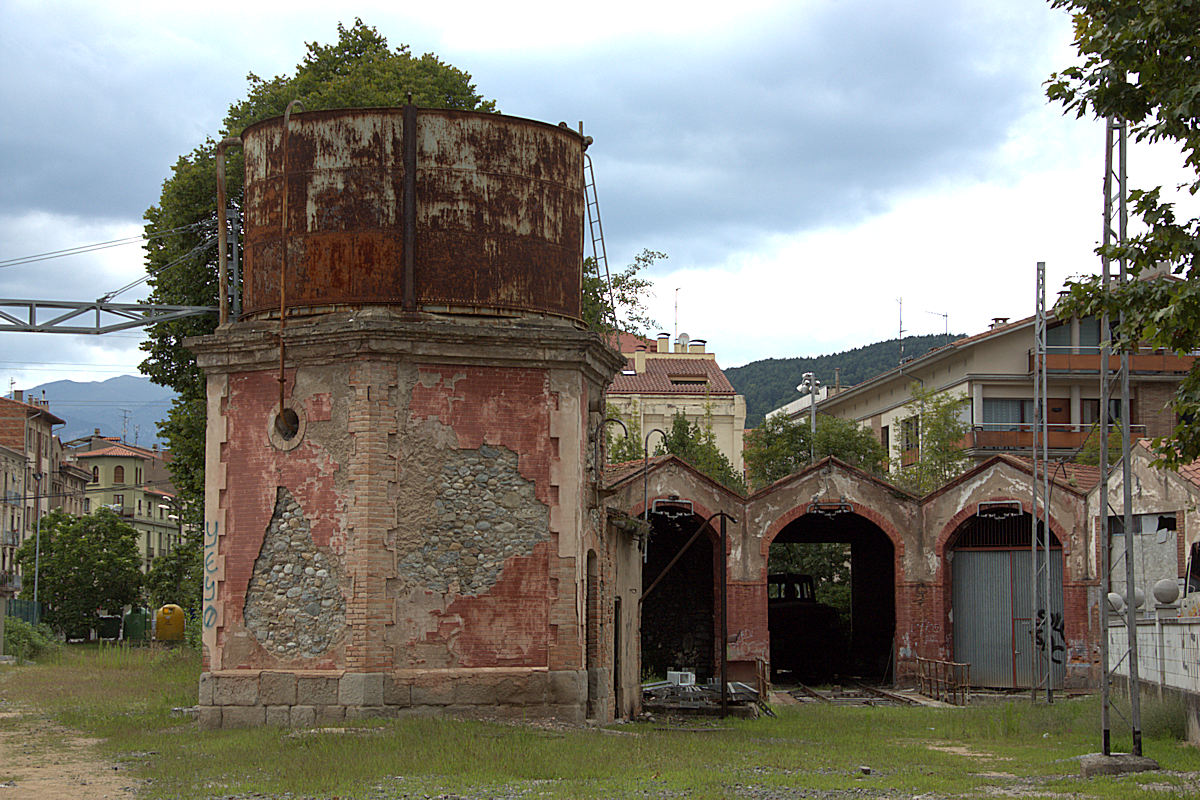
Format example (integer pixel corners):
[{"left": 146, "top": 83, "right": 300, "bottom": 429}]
[{"left": 1100, "top": 113, "right": 1142, "bottom": 756}]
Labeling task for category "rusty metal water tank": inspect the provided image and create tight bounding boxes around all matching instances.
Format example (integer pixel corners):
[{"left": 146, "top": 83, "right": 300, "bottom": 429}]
[{"left": 241, "top": 107, "right": 586, "bottom": 321}]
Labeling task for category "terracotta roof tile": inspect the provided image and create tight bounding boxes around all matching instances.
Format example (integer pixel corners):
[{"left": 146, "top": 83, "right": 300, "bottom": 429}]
[
  {"left": 1002, "top": 454, "right": 1103, "bottom": 493},
  {"left": 75, "top": 445, "right": 152, "bottom": 459},
  {"left": 609, "top": 357, "right": 735, "bottom": 395},
  {"left": 615, "top": 332, "right": 655, "bottom": 353}
]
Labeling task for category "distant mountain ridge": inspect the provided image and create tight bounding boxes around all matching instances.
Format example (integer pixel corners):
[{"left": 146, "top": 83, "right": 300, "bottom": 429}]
[
  {"left": 25, "top": 375, "right": 176, "bottom": 447},
  {"left": 726, "top": 333, "right": 963, "bottom": 428}
]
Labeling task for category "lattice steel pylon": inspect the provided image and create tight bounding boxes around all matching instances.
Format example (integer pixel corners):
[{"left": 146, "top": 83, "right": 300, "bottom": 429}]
[
  {"left": 1100, "top": 114, "right": 1142, "bottom": 756},
  {"left": 1031, "top": 261, "right": 1054, "bottom": 703}
]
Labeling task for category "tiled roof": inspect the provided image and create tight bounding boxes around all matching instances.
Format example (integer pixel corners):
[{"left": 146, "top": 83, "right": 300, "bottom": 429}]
[
  {"left": 609, "top": 357, "right": 736, "bottom": 395},
  {"left": 603, "top": 457, "right": 660, "bottom": 486},
  {"left": 1001, "top": 454, "right": 1103, "bottom": 493},
  {"left": 615, "top": 332, "right": 655, "bottom": 353},
  {"left": 75, "top": 444, "right": 152, "bottom": 459}
]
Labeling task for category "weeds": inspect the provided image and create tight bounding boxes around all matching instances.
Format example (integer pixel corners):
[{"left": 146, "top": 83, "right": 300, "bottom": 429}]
[
  {"left": 2, "top": 618, "right": 59, "bottom": 662},
  {"left": 2, "top": 647, "right": 1200, "bottom": 799}
]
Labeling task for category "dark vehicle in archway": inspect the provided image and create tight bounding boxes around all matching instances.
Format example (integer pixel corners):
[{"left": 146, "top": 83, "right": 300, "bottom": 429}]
[{"left": 767, "top": 573, "right": 846, "bottom": 682}]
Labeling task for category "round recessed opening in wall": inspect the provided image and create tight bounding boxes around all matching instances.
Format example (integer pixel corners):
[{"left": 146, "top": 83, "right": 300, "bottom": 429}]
[
  {"left": 267, "top": 404, "right": 306, "bottom": 451},
  {"left": 275, "top": 408, "right": 300, "bottom": 439}
]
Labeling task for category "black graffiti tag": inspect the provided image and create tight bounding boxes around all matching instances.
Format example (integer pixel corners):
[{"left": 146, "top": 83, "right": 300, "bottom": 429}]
[{"left": 1035, "top": 609, "right": 1066, "bottom": 665}]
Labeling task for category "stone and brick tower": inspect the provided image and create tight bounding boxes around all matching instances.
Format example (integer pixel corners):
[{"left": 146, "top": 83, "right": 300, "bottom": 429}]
[{"left": 190, "top": 107, "right": 628, "bottom": 727}]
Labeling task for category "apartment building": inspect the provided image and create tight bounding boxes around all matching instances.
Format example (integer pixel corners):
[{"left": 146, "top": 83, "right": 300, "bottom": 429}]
[
  {"left": 606, "top": 332, "right": 747, "bottom": 470},
  {"left": 73, "top": 439, "right": 182, "bottom": 571},
  {"left": 773, "top": 313, "right": 1193, "bottom": 467},
  {"left": 0, "top": 391, "right": 91, "bottom": 594}
]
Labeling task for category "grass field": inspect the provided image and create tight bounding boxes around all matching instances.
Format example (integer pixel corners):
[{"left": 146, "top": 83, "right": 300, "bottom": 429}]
[{"left": 3, "top": 645, "right": 1200, "bottom": 799}]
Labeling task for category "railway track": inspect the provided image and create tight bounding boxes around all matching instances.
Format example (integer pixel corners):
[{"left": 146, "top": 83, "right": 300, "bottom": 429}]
[{"left": 788, "top": 679, "right": 919, "bottom": 707}]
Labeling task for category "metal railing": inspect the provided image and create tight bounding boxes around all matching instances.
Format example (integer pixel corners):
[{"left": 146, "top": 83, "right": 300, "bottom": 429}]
[
  {"left": 916, "top": 657, "right": 970, "bottom": 705},
  {"left": 968, "top": 423, "right": 1146, "bottom": 451},
  {"left": 1032, "top": 347, "right": 1197, "bottom": 374}
]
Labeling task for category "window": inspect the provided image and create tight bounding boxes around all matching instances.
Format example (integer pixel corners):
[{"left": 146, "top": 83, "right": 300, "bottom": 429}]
[
  {"left": 1081, "top": 399, "right": 1122, "bottom": 426},
  {"left": 112, "top": 494, "right": 123, "bottom": 510},
  {"left": 1109, "top": 513, "right": 1177, "bottom": 536},
  {"left": 137, "top": 499, "right": 142, "bottom": 516},
  {"left": 982, "top": 398, "right": 1034, "bottom": 430},
  {"left": 113, "top": 465, "right": 125, "bottom": 484},
  {"left": 1047, "top": 323, "right": 1071, "bottom": 350},
  {"left": 91, "top": 466, "right": 98, "bottom": 483},
  {"left": 135, "top": 467, "right": 142, "bottom": 485},
  {"left": 900, "top": 416, "right": 920, "bottom": 452},
  {"left": 880, "top": 425, "right": 890, "bottom": 453},
  {"left": 83, "top": 499, "right": 90, "bottom": 513}
]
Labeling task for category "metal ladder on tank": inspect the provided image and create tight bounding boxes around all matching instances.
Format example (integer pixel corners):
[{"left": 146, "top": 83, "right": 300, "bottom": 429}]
[{"left": 583, "top": 152, "right": 618, "bottom": 337}]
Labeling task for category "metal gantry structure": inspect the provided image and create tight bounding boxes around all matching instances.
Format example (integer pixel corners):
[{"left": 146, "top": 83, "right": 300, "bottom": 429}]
[
  {"left": 0, "top": 207, "right": 244, "bottom": 336},
  {"left": 1099, "top": 114, "right": 1143, "bottom": 756}
]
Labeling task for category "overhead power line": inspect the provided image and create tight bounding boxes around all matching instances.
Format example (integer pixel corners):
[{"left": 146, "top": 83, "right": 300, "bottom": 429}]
[{"left": 0, "top": 222, "right": 207, "bottom": 270}]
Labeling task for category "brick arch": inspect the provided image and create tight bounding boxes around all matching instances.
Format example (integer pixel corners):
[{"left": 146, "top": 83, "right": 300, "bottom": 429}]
[
  {"left": 936, "top": 496, "right": 1073, "bottom": 582},
  {"left": 761, "top": 500, "right": 906, "bottom": 569},
  {"left": 937, "top": 495, "right": 1076, "bottom": 668},
  {"left": 631, "top": 495, "right": 717, "bottom": 524}
]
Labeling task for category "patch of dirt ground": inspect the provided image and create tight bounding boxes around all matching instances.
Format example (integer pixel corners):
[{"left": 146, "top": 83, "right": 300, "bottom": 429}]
[{"left": 0, "top": 708, "right": 134, "bottom": 799}]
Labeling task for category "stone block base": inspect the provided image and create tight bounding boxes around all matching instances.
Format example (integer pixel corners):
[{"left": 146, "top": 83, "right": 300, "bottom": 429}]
[{"left": 198, "top": 668, "right": 587, "bottom": 729}]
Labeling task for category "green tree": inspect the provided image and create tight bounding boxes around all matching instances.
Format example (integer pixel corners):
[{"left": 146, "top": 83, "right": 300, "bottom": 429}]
[
  {"left": 604, "top": 402, "right": 645, "bottom": 464},
  {"left": 743, "top": 413, "right": 888, "bottom": 490},
  {"left": 140, "top": 19, "right": 496, "bottom": 517},
  {"left": 1047, "top": 0, "right": 1200, "bottom": 466},
  {"left": 890, "top": 383, "right": 971, "bottom": 494},
  {"left": 655, "top": 410, "right": 746, "bottom": 493},
  {"left": 581, "top": 249, "right": 664, "bottom": 337},
  {"left": 1072, "top": 423, "right": 1122, "bottom": 467},
  {"left": 15, "top": 510, "right": 143, "bottom": 638},
  {"left": 768, "top": 542, "right": 852, "bottom": 625},
  {"left": 145, "top": 536, "right": 202, "bottom": 616}
]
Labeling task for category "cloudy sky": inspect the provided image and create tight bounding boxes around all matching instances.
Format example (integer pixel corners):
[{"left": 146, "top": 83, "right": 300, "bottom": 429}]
[{"left": 1, "top": 0, "right": 1194, "bottom": 397}]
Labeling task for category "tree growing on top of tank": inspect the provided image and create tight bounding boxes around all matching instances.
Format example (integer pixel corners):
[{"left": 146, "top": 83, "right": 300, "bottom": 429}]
[
  {"left": 582, "top": 249, "right": 664, "bottom": 338},
  {"left": 139, "top": 19, "right": 497, "bottom": 524}
]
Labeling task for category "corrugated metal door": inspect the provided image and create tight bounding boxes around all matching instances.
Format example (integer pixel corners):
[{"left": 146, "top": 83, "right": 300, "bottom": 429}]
[{"left": 953, "top": 549, "right": 1064, "bottom": 689}]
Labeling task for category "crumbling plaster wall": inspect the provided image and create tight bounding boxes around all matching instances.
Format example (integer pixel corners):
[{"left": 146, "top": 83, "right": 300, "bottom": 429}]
[
  {"left": 193, "top": 313, "right": 627, "bottom": 727},
  {"left": 923, "top": 460, "right": 1094, "bottom": 684},
  {"left": 606, "top": 456, "right": 1107, "bottom": 688},
  {"left": 747, "top": 464, "right": 920, "bottom": 668},
  {"left": 1091, "top": 447, "right": 1198, "bottom": 600}
]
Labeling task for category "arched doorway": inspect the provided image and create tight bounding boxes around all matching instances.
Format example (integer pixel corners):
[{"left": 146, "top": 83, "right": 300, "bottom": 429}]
[
  {"left": 948, "top": 508, "right": 1064, "bottom": 689},
  {"left": 768, "top": 509, "right": 895, "bottom": 682},
  {"left": 641, "top": 509, "right": 717, "bottom": 681}
]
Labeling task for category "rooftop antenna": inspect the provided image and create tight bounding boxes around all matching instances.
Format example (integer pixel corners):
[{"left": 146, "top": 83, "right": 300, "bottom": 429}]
[
  {"left": 897, "top": 298, "right": 906, "bottom": 364},
  {"left": 674, "top": 288, "right": 679, "bottom": 342},
  {"left": 927, "top": 310, "right": 948, "bottom": 337}
]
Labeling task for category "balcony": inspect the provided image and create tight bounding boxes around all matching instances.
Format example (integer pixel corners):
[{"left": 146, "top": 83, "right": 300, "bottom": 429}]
[
  {"left": 1034, "top": 347, "right": 1198, "bottom": 375},
  {"left": 967, "top": 423, "right": 1146, "bottom": 452}
]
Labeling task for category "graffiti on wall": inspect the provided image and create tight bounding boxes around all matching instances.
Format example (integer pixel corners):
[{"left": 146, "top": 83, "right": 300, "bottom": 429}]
[
  {"left": 203, "top": 520, "right": 219, "bottom": 629},
  {"left": 1035, "top": 608, "right": 1066, "bottom": 665}
]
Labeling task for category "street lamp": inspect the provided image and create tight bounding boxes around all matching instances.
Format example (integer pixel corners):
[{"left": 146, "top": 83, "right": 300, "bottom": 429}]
[
  {"left": 797, "top": 372, "right": 821, "bottom": 464},
  {"left": 642, "top": 428, "right": 667, "bottom": 520},
  {"left": 31, "top": 471, "right": 42, "bottom": 605}
]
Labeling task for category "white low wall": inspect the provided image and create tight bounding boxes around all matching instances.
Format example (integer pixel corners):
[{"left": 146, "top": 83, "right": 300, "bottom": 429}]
[{"left": 1107, "top": 610, "right": 1200, "bottom": 693}]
